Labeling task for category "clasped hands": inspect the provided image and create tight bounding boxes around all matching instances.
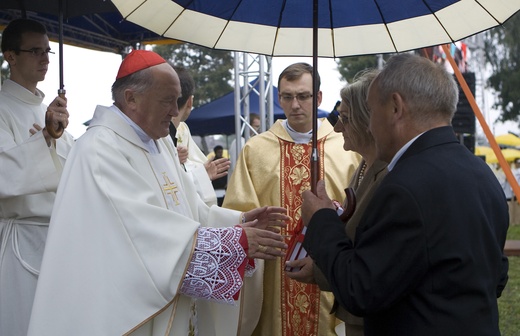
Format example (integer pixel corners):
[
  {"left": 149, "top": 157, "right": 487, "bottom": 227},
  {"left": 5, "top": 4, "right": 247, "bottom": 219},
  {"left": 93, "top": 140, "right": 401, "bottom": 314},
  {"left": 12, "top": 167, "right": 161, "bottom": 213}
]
[{"left": 240, "top": 206, "right": 290, "bottom": 260}]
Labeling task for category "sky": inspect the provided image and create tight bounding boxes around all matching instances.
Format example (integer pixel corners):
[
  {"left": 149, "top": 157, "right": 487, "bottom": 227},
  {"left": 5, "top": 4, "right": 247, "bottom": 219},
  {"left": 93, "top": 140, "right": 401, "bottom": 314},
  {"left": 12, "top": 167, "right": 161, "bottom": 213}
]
[{"left": 27, "top": 41, "right": 520, "bottom": 141}]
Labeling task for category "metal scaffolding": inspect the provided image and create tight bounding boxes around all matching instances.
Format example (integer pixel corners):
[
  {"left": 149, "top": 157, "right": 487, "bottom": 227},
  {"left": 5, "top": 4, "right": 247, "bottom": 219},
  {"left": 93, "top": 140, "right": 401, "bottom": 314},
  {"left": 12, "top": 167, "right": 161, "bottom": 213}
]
[{"left": 232, "top": 52, "right": 273, "bottom": 155}]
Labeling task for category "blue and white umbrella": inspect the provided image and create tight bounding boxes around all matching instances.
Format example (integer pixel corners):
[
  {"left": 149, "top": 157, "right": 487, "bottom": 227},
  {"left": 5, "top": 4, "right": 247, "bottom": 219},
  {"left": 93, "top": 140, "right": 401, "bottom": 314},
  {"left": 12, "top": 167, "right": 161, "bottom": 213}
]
[
  {"left": 112, "top": 0, "right": 520, "bottom": 58},
  {"left": 112, "top": 0, "right": 520, "bottom": 189}
]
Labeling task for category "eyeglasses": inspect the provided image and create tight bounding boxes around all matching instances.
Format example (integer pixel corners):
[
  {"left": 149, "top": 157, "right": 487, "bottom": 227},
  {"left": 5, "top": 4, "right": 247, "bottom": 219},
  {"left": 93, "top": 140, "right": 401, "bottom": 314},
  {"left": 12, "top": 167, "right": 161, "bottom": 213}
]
[
  {"left": 16, "top": 48, "right": 55, "bottom": 57},
  {"left": 337, "top": 114, "right": 350, "bottom": 125},
  {"left": 279, "top": 93, "right": 313, "bottom": 104}
]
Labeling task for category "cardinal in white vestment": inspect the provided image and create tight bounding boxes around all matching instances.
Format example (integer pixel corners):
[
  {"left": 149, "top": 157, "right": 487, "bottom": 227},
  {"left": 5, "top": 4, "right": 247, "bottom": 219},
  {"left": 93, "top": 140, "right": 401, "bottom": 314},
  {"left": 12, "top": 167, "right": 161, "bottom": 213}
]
[{"left": 27, "top": 50, "right": 288, "bottom": 336}]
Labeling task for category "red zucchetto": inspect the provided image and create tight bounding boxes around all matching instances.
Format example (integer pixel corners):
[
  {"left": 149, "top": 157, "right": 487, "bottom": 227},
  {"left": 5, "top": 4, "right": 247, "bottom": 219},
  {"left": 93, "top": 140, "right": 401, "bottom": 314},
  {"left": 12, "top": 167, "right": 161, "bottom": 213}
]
[{"left": 116, "top": 49, "right": 167, "bottom": 80}]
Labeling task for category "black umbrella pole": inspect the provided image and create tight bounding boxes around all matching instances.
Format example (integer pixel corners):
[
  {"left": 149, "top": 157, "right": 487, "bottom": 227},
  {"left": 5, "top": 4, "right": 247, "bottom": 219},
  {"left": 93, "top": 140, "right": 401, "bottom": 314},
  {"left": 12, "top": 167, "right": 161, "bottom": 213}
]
[
  {"left": 46, "top": 0, "right": 65, "bottom": 139},
  {"left": 311, "top": 0, "right": 319, "bottom": 193}
]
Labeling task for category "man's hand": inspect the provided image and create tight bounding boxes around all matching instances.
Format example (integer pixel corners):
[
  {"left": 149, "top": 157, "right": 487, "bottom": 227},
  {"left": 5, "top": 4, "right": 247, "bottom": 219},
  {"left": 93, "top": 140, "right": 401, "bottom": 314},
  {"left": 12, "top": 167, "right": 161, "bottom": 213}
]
[
  {"left": 44, "top": 96, "right": 69, "bottom": 138},
  {"left": 205, "top": 158, "right": 230, "bottom": 180},
  {"left": 30, "top": 123, "right": 54, "bottom": 147},
  {"left": 243, "top": 227, "right": 287, "bottom": 260},
  {"left": 241, "top": 206, "right": 289, "bottom": 232},
  {"left": 285, "top": 256, "right": 317, "bottom": 284},
  {"left": 177, "top": 145, "right": 188, "bottom": 164},
  {"left": 301, "top": 180, "right": 335, "bottom": 226}
]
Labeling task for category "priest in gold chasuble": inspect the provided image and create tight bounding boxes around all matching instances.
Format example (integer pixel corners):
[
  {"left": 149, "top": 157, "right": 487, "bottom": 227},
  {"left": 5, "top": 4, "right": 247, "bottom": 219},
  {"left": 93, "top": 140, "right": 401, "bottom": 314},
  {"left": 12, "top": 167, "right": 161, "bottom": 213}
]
[{"left": 223, "top": 62, "right": 361, "bottom": 336}]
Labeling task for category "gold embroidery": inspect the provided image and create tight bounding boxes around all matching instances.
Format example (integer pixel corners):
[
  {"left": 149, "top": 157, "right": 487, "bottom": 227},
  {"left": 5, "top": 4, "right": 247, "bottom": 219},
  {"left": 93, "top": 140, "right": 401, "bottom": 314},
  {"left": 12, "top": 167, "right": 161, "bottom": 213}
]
[
  {"left": 162, "top": 172, "right": 180, "bottom": 205},
  {"left": 289, "top": 166, "right": 309, "bottom": 185},
  {"left": 279, "top": 138, "right": 327, "bottom": 335}
]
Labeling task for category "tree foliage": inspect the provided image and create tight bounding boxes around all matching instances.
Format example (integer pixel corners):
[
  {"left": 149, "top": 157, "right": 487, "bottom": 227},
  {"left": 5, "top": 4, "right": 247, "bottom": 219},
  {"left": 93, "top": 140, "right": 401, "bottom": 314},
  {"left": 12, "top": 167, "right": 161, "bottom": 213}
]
[
  {"left": 153, "top": 43, "right": 234, "bottom": 107},
  {"left": 484, "top": 13, "right": 520, "bottom": 123},
  {"left": 336, "top": 54, "right": 391, "bottom": 83}
]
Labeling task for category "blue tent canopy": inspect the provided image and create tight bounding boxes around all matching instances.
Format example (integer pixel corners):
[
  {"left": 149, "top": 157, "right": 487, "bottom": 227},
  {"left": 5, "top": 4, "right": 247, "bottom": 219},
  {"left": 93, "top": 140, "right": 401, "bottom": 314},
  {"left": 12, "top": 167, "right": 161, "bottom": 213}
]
[
  {"left": 0, "top": 8, "right": 172, "bottom": 54},
  {"left": 186, "top": 84, "right": 328, "bottom": 136}
]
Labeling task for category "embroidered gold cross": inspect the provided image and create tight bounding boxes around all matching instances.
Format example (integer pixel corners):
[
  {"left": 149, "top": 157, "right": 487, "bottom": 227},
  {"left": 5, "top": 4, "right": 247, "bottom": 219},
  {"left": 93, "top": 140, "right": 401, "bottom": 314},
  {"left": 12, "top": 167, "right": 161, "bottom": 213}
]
[{"left": 162, "top": 173, "right": 180, "bottom": 205}]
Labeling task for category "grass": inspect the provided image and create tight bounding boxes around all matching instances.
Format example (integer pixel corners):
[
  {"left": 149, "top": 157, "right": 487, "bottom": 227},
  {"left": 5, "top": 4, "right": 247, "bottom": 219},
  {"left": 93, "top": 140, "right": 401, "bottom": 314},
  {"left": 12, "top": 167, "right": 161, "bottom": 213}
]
[
  {"left": 507, "top": 224, "right": 520, "bottom": 240},
  {"left": 499, "top": 225, "right": 520, "bottom": 335},
  {"left": 499, "top": 256, "right": 519, "bottom": 335}
]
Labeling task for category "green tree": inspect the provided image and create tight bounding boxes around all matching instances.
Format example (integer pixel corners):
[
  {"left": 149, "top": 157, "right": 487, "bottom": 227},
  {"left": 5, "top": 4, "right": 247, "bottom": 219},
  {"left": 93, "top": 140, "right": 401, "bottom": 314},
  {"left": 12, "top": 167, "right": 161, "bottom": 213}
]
[
  {"left": 153, "top": 43, "right": 234, "bottom": 107},
  {"left": 484, "top": 13, "right": 520, "bottom": 123},
  {"left": 336, "top": 54, "right": 391, "bottom": 83}
]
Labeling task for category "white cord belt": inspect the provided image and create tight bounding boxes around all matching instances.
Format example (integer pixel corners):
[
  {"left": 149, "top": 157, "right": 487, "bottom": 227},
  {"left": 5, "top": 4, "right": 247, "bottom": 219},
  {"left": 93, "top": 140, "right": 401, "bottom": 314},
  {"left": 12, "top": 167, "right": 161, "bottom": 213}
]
[{"left": 0, "top": 218, "right": 48, "bottom": 276}]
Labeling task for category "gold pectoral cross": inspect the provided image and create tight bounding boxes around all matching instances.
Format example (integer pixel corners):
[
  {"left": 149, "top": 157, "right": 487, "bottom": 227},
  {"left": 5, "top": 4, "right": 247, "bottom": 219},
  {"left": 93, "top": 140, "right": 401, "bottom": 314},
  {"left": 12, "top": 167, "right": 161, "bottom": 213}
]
[{"left": 162, "top": 173, "right": 180, "bottom": 206}]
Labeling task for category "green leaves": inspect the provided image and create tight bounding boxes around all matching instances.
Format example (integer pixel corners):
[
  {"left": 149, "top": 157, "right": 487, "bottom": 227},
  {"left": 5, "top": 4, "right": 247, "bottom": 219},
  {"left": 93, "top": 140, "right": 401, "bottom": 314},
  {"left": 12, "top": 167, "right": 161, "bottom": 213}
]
[
  {"left": 484, "top": 14, "right": 520, "bottom": 124},
  {"left": 153, "top": 43, "right": 234, "bottom": 108}
]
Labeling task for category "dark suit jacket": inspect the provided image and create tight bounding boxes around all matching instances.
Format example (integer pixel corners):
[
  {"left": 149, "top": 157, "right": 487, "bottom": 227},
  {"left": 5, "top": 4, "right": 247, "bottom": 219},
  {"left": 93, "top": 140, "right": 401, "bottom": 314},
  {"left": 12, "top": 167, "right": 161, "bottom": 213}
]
[
  {"left": 314, "top": 159, "right": 388, "bottom": 336},
  {"left": 304, "top": 126, "right": 509, "bottom": 336}
]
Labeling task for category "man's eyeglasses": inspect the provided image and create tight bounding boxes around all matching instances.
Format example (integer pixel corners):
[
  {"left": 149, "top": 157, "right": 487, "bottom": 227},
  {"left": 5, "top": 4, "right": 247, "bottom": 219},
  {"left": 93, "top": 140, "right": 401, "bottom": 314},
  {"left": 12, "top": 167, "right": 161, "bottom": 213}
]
[
  {"left": 279, "top": 93, "right": 313, "bottom": 104},
  {"left": 15, "top": 48, "right": 55, "bottom": 57}
]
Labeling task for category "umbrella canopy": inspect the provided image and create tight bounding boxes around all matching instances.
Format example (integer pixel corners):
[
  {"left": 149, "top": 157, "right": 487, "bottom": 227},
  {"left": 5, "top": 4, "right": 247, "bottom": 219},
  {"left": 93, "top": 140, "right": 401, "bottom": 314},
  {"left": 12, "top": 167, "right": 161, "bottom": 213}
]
[
  {"left": 0, "top": 9, "right": 172, "bottom": 54},
  {"left": 112, "top": 0, "right": 520, "bottom": 191},
  {"left": 0, "top": 0, "right": 113, "bottom": 17},
  {"left": 0, "top": 1, "right": 177, "bottom": 54},
  {"left": 502, "top": 148, "right": 520, "bottom": 162},
  {"left": 475, "top": 146, "right": 520, "bottom": 164},
  {"left": 113, "top": 0, "right": 520, "bottom": 58},
  {"left": 495, "top": 133, "right": 520, "bottom": 147},
  {"left": 475, "top": 146, "right": 497, "bottom": 163}
]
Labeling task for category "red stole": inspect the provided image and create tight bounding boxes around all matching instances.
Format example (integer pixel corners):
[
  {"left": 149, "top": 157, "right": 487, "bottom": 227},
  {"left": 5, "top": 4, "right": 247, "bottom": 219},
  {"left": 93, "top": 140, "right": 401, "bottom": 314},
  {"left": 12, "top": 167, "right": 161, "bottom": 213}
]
[{"left": 279, "top": 138, "right": 326, "bottom": 336}]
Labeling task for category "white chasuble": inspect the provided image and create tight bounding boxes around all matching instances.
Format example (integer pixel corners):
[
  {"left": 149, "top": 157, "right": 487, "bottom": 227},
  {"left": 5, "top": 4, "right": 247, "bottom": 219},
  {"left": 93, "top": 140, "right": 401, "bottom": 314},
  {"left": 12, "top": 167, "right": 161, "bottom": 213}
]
[
  {"left": 27, "top": 105, "right": 246, "bottom": 336},
  {"left": 148, "top": 153, "right": 192, "bottom": 215}
]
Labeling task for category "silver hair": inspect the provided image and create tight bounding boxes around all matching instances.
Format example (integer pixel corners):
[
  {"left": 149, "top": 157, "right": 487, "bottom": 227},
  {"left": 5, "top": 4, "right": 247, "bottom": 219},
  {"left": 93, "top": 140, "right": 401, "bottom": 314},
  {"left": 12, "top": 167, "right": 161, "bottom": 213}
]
[
  {"left": 375, "top": 53, "right": 458, "bottom": 124},
  {"left": 340, "top": 69, "right": 380, "bottom": 150},
  {"left": 111, "top": 67, "right": 156, "bottom": 104}
]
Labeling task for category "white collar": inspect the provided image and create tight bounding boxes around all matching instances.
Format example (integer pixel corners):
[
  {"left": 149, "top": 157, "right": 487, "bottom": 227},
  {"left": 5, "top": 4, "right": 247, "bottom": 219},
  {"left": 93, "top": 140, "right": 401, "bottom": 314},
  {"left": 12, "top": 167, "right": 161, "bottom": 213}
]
[
  {"left": 110, "top": 105, "right": 159, "bottom": 154},
  {"left": 387, "top": 132, "right": 424, "bottom": 171},
  {"left": 282, "top": 119, "right": 322, "bottom": 144}
]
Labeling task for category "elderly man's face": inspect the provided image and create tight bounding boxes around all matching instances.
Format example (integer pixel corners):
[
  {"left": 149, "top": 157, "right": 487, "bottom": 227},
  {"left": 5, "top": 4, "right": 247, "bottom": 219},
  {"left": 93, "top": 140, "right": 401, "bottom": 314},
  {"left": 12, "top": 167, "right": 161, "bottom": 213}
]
[{"left": 134, "top": 64, "right": 181, "bottom": 140}]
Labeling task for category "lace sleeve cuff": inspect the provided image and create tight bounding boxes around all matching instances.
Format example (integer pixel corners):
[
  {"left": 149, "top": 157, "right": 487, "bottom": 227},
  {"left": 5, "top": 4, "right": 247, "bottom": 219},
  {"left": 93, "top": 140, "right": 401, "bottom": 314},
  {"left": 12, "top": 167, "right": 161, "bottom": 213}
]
[{"left": 180, "top": 226, "right": 247, "bottom": 304}]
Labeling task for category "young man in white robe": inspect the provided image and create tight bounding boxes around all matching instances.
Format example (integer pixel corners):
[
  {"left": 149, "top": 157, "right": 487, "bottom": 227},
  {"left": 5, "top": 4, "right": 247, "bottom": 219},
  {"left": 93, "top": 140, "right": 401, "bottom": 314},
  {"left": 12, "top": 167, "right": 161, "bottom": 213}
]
[
  {"left": 27, "top": 50, "right": 288, "bottom": 336},
  {"left": 0, "top": 18, "right": 75, "bottom": 336},
  {"left": 169, "top": 66, "right": 230, "bottom": 207}
]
